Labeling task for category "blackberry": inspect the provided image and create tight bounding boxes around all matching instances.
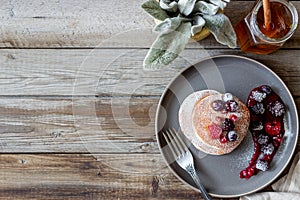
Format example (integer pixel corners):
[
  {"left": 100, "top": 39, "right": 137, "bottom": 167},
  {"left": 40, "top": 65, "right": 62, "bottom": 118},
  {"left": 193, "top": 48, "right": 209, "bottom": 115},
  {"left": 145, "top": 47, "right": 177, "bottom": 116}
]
[
  {"left": 261, "top": 85, "right": 272, "bottom": 94},
  {"left": 256, "top": 160, "right": 269, "bottom": 171},
  {"left": 212, "top": 100, "right": 224, "bottom": 111},
  {"left": 261, "top": 143, "right": 274, "bottom": 155},
  {"left": 267, "top": 100, "right": 285, "bottom": 117},
  {"left": 221, "top": 118, "right": 235, "bottom": 131},
  {"left": 225, "top": 100, "right": 238, "bottom": 112},
  {"left": 251, "top": 103, "right": 265, "bottom": 114},
  {"left": 251, "top": 90, "right": 266, "bottom": 102},
  {"left": 257, "top": 134, "right": 269, "bottom": 145},
  {"left": 228, "top": 130, "right": 238, "bottom": 142}
]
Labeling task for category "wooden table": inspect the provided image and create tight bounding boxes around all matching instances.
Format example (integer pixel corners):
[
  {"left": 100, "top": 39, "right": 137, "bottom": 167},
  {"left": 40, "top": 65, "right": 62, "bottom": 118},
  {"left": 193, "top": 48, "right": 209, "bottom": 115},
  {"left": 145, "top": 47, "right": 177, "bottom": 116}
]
[{"left": 0, "top": 0, "right": 299, "bottom": 199}]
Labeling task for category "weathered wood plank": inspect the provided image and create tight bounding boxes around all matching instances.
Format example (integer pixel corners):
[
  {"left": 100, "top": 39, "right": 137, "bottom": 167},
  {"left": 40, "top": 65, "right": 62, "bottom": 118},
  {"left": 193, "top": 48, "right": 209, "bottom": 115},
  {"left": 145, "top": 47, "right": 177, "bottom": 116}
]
[
  {"left": 0, "top": 97, "right": 159, "bottom": 153},
  {"left": 0, "top": 0, "right": 299, "bottom": 48},
  {"left": 0, "top": 97, "right": 299, "bottom": 153},
  {"left": 0, "top": 153, "right": 211, "bottom": 200},
  {"left": 0, "top": 49, "right": 299, "bottom": 96},
  {"left": 0, "top": 153, "right": 275, "bottom": 199},
  {"left": 0, "top": 0, "right": 154, "bottom": 48}
]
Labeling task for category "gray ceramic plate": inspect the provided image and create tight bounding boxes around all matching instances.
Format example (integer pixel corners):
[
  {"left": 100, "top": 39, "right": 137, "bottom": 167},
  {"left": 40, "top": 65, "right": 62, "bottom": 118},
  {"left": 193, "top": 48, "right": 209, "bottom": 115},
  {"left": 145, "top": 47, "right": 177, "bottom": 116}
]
[{"left": 155, "top": 55, "right": 298, "bottom": 198}]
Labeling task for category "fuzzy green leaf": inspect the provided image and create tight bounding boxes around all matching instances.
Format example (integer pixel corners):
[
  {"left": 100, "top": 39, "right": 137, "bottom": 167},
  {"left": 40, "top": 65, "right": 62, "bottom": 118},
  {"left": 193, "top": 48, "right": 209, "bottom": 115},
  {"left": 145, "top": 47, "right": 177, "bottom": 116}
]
[
  {"left": 203, "top": 13, "right": 237, "bottom": 48},
  {"left": 191, "top": 15, "right": 205, "bottom": 36},
  {"left": 178, "top": 0, "right": 196, "bottom": 16},
  {"left": 141, "top": 0, "right": 170, "bottom": 21},
  {"left": 153, "top": 17, "right": 186, "bottom": 34},
  {"left": 143, "top": 22, "right": 192, "bottom": 70},
  {"left": 160, "top": 0, "right": 178, "bottom": 12},
  {"left": 193, "top": 1, "right": 219, "bottom": 15}
]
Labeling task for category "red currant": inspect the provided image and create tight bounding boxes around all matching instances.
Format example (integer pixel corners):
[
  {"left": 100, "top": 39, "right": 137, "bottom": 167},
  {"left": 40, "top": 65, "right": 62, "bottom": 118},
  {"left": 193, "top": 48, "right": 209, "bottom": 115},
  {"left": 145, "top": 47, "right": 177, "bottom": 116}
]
[
  {"left": 248, "top": 168, "right": 255, "bottom": 176},
  {"left": 220, "top": 136, "right": 228, "bottom": 143},
  {"left": 229, "top": 114, "right": 238, "bottom": 122}
]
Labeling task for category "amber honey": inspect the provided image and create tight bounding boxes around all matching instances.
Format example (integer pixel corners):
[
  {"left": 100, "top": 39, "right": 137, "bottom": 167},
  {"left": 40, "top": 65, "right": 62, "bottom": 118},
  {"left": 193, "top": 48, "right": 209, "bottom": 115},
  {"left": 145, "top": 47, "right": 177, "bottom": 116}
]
[{"left": 235, "top": 0, "right": 298, "bottom": 54}]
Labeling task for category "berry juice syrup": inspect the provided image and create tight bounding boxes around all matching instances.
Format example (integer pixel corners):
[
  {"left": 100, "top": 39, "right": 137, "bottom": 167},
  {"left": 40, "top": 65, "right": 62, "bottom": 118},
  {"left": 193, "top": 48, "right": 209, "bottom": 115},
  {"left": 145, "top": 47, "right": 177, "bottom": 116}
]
[{"left": 240, "top": 85, "right": 286, "bottom": 179}]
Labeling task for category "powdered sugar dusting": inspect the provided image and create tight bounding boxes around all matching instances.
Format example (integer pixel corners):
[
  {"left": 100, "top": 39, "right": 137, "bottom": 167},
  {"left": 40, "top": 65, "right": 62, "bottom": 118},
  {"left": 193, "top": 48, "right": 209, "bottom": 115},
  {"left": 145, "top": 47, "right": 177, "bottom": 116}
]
[
  {"left": 229, "top": 131, "right": 254, "bottom": 171},
  {"left": 272, "top": 114, "right": 291, "bottom": 166}
]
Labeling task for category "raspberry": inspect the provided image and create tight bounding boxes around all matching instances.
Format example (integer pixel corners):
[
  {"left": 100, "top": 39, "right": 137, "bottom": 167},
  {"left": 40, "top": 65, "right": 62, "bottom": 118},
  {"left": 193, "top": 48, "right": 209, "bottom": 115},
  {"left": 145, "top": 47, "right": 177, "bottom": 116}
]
[
  {"left": 251, "top": 103, "right": 265, "bottom": 114},
  {"left": 265, "top": 121, "right": 281, "bottom": 136},
  {"left": 221, "top": 118, "right": 235, "bottom": 131},
  {"left": 267, "top": 100, "right": 285, "bottom": 117},
  {"left": 208, "top": 123, "right": 222, "bottom": 139},
  {"left": 251, "top": 90, "right": 266, "bottom": 102},
  {"left": 212, "top": 100, "right": 224, "bottom": 111},
  {"left": 225, "top": 100, "right": 238, "bottom": 112},
  {"left": 228, "top": 130, "right": 238, "bottom": 142},
  {"left": 261, "top": 143, "right": 274, "bottom": 155},
  {"left": 256, "top": 160, "right": 269, "bottom": 171}
]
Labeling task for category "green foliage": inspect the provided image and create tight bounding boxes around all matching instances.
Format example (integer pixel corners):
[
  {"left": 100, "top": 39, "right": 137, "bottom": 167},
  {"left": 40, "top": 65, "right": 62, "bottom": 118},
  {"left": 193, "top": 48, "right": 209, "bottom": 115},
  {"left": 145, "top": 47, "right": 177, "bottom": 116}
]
[
  {"left": 141, "top": 0, "right": 236, "bottom": 70},
  {"left": 143, "top": 22, "right": 192, "bottom": 70}
]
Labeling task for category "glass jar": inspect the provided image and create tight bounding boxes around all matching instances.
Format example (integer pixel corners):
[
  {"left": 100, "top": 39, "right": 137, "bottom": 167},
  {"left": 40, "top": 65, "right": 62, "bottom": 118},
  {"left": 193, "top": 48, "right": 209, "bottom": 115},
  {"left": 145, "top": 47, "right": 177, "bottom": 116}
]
[{"left": 234, "top": 0, "right": 298, "bottom": 54}]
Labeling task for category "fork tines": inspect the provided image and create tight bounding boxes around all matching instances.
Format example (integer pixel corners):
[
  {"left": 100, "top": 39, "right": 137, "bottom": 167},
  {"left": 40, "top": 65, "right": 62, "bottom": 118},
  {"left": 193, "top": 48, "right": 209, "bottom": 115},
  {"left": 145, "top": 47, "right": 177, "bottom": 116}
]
[{"left": 162, "top": 128, "right": 188, "bottom": 158}]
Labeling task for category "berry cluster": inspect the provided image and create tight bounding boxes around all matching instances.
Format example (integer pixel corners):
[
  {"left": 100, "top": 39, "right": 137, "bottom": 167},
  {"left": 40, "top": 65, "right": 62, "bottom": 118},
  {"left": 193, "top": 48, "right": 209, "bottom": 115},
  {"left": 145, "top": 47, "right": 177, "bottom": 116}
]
[
  {"left": 240, "top": 85, "right": 286, "bottom": 179},
  {"left": 211, "top": 93, "right": 239, "bottom": 113},
  {"left": 219, "top": 119, "right": 238, "bottom": 143},
  {"left": 209, "top": 93, "right": 240, "bottom": 143},
  {"left": 221, "top": 118, "right": 235, "bottom": 131},
  {"left": 267, "top": 100, "right": 285, "bottom": 117},
  {"left": 249, "top": 85, "right": 286, "bottom": 120}
]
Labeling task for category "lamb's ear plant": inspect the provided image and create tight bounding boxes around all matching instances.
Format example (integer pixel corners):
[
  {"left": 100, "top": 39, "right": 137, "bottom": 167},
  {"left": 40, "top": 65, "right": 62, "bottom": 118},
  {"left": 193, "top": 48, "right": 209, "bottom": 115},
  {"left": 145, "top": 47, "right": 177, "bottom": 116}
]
[{"left": 141, "top": 0, "right": 237, "bottom": 70}]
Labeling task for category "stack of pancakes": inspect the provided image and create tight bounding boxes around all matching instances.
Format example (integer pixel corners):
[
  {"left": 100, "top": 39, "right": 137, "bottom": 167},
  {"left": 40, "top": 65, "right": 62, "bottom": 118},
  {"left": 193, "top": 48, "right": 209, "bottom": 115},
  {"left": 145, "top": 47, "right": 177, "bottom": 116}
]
[{"left": 178, "top": 90, "right": 250, "bottom": 155}]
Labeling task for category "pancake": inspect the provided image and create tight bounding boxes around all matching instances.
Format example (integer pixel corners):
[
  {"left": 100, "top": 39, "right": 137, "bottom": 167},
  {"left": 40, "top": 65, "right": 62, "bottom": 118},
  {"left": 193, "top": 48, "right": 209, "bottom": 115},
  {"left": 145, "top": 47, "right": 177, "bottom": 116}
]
[
  {"left": 178, "top": 90, "right": 221, "bottom": 154},
  {"left": 192, "top": 93, "right": 250, "bottom": 155}
]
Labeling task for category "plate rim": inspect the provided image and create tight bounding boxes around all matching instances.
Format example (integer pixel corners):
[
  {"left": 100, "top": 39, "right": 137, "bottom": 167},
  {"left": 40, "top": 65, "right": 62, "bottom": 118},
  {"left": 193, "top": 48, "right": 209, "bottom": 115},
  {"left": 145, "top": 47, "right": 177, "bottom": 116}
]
[{"left": 155, "top": 54, "right": 299, "bottom": 198}]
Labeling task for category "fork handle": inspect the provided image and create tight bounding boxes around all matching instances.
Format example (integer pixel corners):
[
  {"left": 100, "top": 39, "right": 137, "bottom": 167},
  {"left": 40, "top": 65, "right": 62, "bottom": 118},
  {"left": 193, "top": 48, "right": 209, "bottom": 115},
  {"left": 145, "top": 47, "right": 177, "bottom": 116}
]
[{"left": 187, "top": 164, "right": 213, "bottom": 200}]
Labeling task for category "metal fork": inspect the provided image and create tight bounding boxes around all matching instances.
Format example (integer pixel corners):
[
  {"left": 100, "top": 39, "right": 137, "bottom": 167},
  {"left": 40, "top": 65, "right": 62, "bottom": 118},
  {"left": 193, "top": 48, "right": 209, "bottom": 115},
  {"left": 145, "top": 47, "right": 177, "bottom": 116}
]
[{"left": 162, "top": 129, "right": 212, "bottom": 200}]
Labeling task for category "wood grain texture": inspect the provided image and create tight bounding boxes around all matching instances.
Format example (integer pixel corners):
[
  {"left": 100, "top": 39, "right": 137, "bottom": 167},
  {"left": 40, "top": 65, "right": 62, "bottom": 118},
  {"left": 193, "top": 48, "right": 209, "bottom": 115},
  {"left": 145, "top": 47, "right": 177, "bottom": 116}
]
[
  {"left": 1, "top": 0, "right": 299, "bottom": 199},
  {"left": 0, "top": 96, "right": 299, "bottom": 154},
  {"left": 0, "top": 0, "right": 299, "bottom": 48},
  {"left": 0, "top": 0, "right": 153, "bottom": 48},
  {"left": 0, "top": 49, "right": 300, "bottom": 96},
  {"left": 0, "top": 154, "right": 208, "bottom": 200},
  {"left": 0, "top": 97, "right": 159, "bottom": 153}
]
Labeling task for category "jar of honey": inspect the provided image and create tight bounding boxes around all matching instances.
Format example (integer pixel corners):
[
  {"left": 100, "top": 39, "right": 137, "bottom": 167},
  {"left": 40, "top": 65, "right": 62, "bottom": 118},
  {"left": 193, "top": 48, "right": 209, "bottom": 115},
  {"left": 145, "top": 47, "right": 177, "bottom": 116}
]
[{"left": 234, "top": 0, "right": 298, "bottom": 54}]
